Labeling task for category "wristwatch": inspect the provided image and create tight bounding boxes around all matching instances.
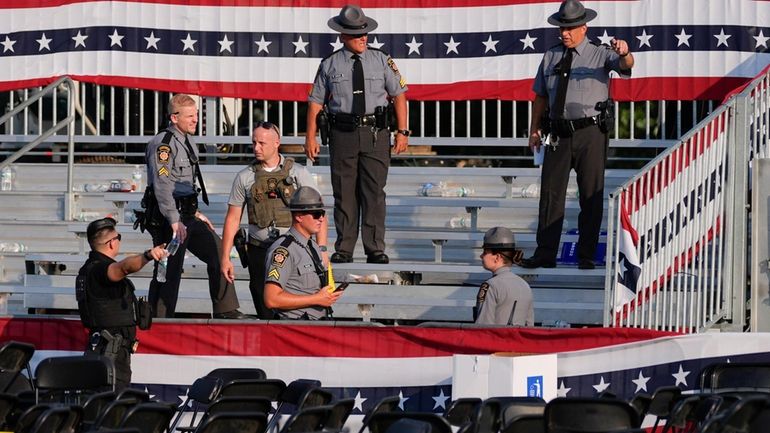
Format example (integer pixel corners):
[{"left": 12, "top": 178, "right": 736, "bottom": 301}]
[
  {"left": 143, "top": 249, "right": 153, "bottom": 261},
  {"left": 396, "top": 129, "right": 411, "bottom": 137},
  {"left": 319, "top": 245, "right": 328, "bottom": 252}
]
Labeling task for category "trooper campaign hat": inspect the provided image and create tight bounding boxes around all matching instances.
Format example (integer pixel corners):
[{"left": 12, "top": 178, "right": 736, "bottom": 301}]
[
  {"left": 547, "top": 0, "right": 597, "bottom": 27},
  {"left": 289, "top": 186, "right": 325, "bottom": 212},
  {"left": 328, "top": 4, "right": 378, "bottom": 35},
  {"left": 482, "top": 227, "right": 516, "bottom": 250}
]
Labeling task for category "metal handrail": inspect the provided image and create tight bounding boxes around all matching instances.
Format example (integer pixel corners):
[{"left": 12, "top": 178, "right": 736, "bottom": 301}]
[{"left": 0, "top": 76, "right": 76, "bottom": 219}]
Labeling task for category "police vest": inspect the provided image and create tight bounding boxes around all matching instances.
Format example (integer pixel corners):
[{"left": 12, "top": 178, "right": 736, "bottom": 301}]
[
  {"left": 247, "top": 158, "right": 297, "bottom": 228},
  {"left": 76, "top": 261, "right": 137, "bottom": 330}
]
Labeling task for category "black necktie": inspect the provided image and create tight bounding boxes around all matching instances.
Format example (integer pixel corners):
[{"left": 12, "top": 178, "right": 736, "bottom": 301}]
[
  {"left": 351, "top": 54, "right": 365, "bottom": 116},
  {"left": 553, "top": 48, "right": 574, "bottom": 119},
  {"left": 182, "top": 137, "right": 209, "bottom": 205},
  {"left": 307, "top": 240, "right": 323, "bottom": 269}
]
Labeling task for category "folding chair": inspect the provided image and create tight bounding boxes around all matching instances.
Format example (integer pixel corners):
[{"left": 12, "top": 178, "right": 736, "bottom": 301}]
[
  {"left": 443, "top": 397, "right": 481, "bottom": 428},
  {"left": 24, "top": 405, "right": 83, "bottom": 433},
  {"left": 118, "top": 402, "right": 175, "bottom": 433},
  {"left": 323, "top": 398, "right": 355, "bottom": 433},
  {"left": 117, "top": 388, "right": 151, "bottom": 403},
  {"left": 544, "top": 397, "right": 639, "bottom": 433},
  {"left": 491, "top": 396, "right": 545, "bottom": 429},
  {"left": 169, "top": 375, "right": 224, "bottom": 433},
  {"left": 266, "top": 379, "right": 331, "bottom": 433},
  {"left": 15, "top": 404, "right": 53, "bottom": 433},
  {"left": 34, "top": 355, "right": 115, "bottom": 404},
  {"left": 628, "top": 393, "right": 651, "bottom": 419},
  {"left": 0, "top": 341, "right": 35, "bottom": 393},
  {"left": 383, "top": 418, "right": 432, "bottom": 433},
  {"left": 206, "top": 368, "right": 267, "bottom": 386},
  {"left": 708, "top": 362, "right": 770, "bottom": 392},
  {"left": 500, "top": 414, "right": 545, "bottom": 433},
  {"left": 280, "top": 405, "right": 333, "bottom": 433},
  {"left": 645, "top": 386, "right": 681, "bottom": 432},
  {"left": 366, "top": 412, "right": 453, "bottom": 433},
  {"left": 219, "top": 378, "right": 286, "bottom": 401},
  {"left": 358, "top": 395, "right": 400, "bottom": 433},
  {"left": 81, "top": 391, "right": 117, "bottom": 430},
  {"left": 195, "top": 411, "right": 268, "bottom": 433},
  {"left": 90, "top": 398, "right": 143, "bottom": 431}
]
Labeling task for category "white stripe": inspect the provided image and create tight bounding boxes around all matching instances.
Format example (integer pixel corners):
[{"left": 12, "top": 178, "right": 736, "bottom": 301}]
[
  {"left": 4, "top": 0, "right": 770, "bottom": 33},
  {"left": 1, "top": 51, "right": 768, "bottom": 85}
]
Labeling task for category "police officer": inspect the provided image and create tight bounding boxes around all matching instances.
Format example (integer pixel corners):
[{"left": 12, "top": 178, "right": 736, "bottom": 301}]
[
  {"left": 522, "top": 0, "right": 634, "bottom": 270},
  {"left": 221, "top": 121, "right": 328, "bottom": 319},
  {"left": 145, "top": 94, "right": 246, "bottom": 319},
  {"left": 476, "top": 227, "right": 534, "bottom": 326},
  {"left": 305, "top": 4, "right": 410, "bottom": 265},
  {"left": 263, "top": 187, "right": 342, "bottom": 319},
  {"left": 78, "top": 217, "right": 168, "bottom": 390}
]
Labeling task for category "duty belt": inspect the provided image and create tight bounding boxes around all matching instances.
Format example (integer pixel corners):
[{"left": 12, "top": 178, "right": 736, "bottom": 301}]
[
  {"left": 552, "top": 116, "right": 599, "bottom": 137},
  {"left": 329, "top": 113, "right": 378, "bottom": 127},
  {"left": 175, "top": 195, "right": 198, "bottom": 216}
]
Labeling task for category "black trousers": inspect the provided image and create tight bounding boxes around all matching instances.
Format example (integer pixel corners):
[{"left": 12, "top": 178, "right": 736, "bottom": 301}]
[
  {"left": 534, "top": 124, "right": 608, "bottom": 262},
  {"left": 246, "top": 242, "right": 276, "bottom": 320},
  {"left": 329, "top": 126, "right": 390, "bottom": 256},
  {"left": 148, "top": 214, "right": 240, "bottom": 318},
  {"left": 84, "top": 328, "right": 133, "bottom": 391}
]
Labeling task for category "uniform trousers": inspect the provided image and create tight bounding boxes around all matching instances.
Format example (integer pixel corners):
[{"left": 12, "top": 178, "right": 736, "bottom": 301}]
[
  {"left": 246, "top": 242, "right": 276, "bottom": 320},
  {"left": 83, "top": 327, "right": 133, "bottom": 391},
  {"left": 329, "top": 126, "right": 390, "bottom": 256},
  {"left": 148, "top": 214, "right": 240, "bottom": 317},
  {"left": 534, "top": 124, "right": 608, "bottom": 262}
]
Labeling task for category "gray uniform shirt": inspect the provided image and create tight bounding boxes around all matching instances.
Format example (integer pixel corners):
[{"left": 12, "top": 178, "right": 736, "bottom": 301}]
[
  {"left": 533, "top": 38, "right": 631, "bottom": 120},
  {"left": 475, "top": 267, "right": 534, "bottom": 326},
  {"left": 145, "top": 126, "right": 199, "bottom": 224},
  {"left": 227, "top": 155, "right": 318, "bottom": 243},
  {"left": 308, "top": 47, "right": 407, "bottom": 114},
  {"left": 264, "top": 227, "right": 325, "bottom": 320}
]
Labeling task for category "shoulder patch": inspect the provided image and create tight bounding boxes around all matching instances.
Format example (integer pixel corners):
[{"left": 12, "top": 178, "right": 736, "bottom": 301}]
[
  {"left": 387, "top": 57, "right": 400, "bottom": 75},
  {"left": 267, "top": 268, "right": 281, "bottom": 280},
  {"left": 477, "top": 282, "right": 490, "bottom": 303},
  {"left": 271, "top": 247, "right": 289, "bottom": 268},
  {"left": 157, "top": 166, "right": 170, "bottom": 177},
  {"left": 157, "top": 145, "right": 171, "bottom": 165}
]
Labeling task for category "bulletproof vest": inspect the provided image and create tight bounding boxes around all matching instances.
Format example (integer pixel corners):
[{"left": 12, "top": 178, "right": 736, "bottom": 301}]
[
  {"left": 76, "top": 260, "right": 137, "bottom": 330},
  {"left": 247, "top": 158, "right": 297, "bottom": 228}
]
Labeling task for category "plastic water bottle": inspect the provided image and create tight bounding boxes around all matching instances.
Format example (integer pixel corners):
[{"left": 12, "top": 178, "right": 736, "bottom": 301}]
[
  {"left": 1, "top": 166, "right": 14, "bottom": 191},
  {"left": 521, "top": 183, "right": 540, "bottom": 198},
  {"left": 419, "top": 181, "right": 474, "bottom": 197},
  {"left": 448, "top": 215, "right": 469, "bottom": 229},
  {"left": 156, "top": 236, "right": 181, "bottom": 283},
  {"left": 132, "top": 166, "right": 143, "bottom": 192}
]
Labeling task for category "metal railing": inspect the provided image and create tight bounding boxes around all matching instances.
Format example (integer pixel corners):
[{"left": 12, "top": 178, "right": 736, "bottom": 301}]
[
  {"left": 605, "top": 67, "right": 770, "bottom": 333},
  {"left": 0, "top": 77, "right": 77, "bottom": 219},
  {"left": 1, "top": 82, "right": 719, "bottom": 165}
]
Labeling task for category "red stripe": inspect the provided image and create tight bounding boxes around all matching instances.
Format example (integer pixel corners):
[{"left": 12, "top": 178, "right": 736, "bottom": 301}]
[
  {"left": 2, "top": 0, "right": 624, "bottom": 9},
  {"left": 0, "top": 77, "right": 752, "bottom": 103},
  {"left": 0, "top": 317, "right": 673, "bottom": 357}
]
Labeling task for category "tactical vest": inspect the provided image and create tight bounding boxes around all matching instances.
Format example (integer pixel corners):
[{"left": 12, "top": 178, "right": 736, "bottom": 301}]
[
  {"left": 247, "top": 158, "right": 297, "bottom": 228},
  {"left": 76, "top": 260, "right": 137, "bottom": 330}
]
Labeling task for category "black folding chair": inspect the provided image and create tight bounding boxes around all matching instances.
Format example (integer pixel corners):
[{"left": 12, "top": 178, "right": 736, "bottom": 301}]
[
  {"left": 323, "top": 398, "right": 355, "bottom": 433},
  {"left": 628, "top": 393, "right": 651, "bottom": 419},
  {"left": 206, "top": 368, "right": 267, "bottom": 386},
  {"left": 544, "top": 397, "right": 639, "bottom": 433},
  {"left": 195, "top": 411, "right": 268, "bottom": 433},
  {"left": 0, "top": 341, "right": 35, "bottom": 393},
  {"left": 91, "top": 398, "right": 143, "bottom": 431},
  {"left": 707, "top": 362, "right": 770, "bottom": 392},
  {"left": 501, "top": 414, "right": 545, "bottom": 433},
  {"left": 219, "top": 378, "right": 286, "bottom": 401},
  {"left": 383, "top": 418, "right": 432, "bottom": 433},
  {"left": 25, "top": 405, "right": 83, "bottom": 433},
  {"left": 443, "top": 397, "right": 481, "bottom": 427},
  {"left": 280, "top": 405, "right": 333, "bottom": 433},
  {"left": 646, "top": 386, "right": 681, "bottom": 432},
  {"left": 358, "top": 395, "right": 400, "bottom": 433},
  {"left": 169, "top": 375, "right": 224, "bottom": 433},
  {"left": 266, "top": 379, "right": 332, "bottom": 433},
  {"left": 366, "top": 412, "right": 452, "bottom": 433},
  {"left": 81, "top": 391, "right": 117, "bottom": 430},
  {"left": 118, "top": 402, "right": 175, "bottom": 433},
  {"left": 492, "top": 396, "right": 546, "bottom": 429},
  {"left": 34, "top": 355, "right": 115, "bottom": 404}
]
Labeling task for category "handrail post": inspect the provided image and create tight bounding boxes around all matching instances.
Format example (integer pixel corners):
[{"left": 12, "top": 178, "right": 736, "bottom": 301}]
[
  {"left": 65, "top": 79, "right": 76, "bottom": 221},
  {"left": 723, "top": 95, "right": 749, "bottom": 331}
]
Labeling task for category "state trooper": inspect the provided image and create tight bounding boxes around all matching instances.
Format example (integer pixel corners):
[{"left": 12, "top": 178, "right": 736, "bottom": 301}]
[
  {"left": 305, "top": 4, "right": 410, "bottom": 265},
  {"left": 263, "top": 187, "right": 342, "bottom": 320},
  {"left": 143, "top": 93, "right": 246, "bottom": 319},
  {"left": 220, "top": 121, "right": 328, "bottom": 319},
  {"left": 522, "top": 0, "right": 634, "bottom": 270},
  {"left": 78, "top": 217, "right": 167, "bottom": 390},
  {"left": 476, "top": 227, "right": 534, "bottom": 326}
]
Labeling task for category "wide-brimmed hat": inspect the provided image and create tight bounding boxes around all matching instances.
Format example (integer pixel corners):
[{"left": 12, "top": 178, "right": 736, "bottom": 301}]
[
  {"left": 328, "top": 4, "right": 378, "bottom": 35},
  {"left": 547, "top": 0, "right": 597, "bottom": 27},
  {"left": 482, "top": 227, "right": 516, "bottom": 250},
  {"left": 289, "top": 186, "right": 325, "bottom": 212}
]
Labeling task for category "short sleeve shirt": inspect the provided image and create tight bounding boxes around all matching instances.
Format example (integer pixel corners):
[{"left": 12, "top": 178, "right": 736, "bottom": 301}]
[
  {"left": 475, "top": 267, "right": 534, "bottom": 326},
  {"left": 264, "top": 227, "right": 326, "bottom": 320},
  {"left": 308, "top": 47, "right": 407, "bottom": 114},
  {"left": 145, "top": 126, "right": 199, "bottom": 224},
  {"left": 533, "top": 38, "right": 631, "bottom": 120},
  {"left": 227, "top": 155, "right": 318, "bottom": 243}
]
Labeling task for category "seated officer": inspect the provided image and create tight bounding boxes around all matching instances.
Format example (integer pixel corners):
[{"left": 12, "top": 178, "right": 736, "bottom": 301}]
[
  {"left": 475, "top": 227, "right": 534, "bottom": 326},
  {"left": 264, "top": 187, "right": 342, "bottom": 319},
  {"left": 78, "top": 217, "right": 167, "bottom": 390}
]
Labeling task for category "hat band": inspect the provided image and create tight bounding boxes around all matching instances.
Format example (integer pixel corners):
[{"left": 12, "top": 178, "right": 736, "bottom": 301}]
[
  {"left": 559, "top": 12, "right": 586, "bottom": 24},
  {"left": 340, "top": 21, "right": 369, "bottom": 30},
  {"left": 291, "top": 204, "right": 324, "bottom": 210}
]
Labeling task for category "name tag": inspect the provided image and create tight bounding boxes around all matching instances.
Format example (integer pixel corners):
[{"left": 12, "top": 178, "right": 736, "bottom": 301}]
[{"left": 304, "top": 264, "right": 314, "bottom": 269}]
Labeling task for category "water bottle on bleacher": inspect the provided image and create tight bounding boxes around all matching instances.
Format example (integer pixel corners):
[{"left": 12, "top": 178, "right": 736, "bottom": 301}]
[
  {"left": 419, "top": 181, "right": 474, "bottom": 197},
  {"left": 156, "top": 235, "right": 181, "bottom": 283}
]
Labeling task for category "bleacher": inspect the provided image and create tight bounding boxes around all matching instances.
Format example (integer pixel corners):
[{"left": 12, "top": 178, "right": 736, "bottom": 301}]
[{"left": 0, "top": 162, "right": 633, "bottom": 325}]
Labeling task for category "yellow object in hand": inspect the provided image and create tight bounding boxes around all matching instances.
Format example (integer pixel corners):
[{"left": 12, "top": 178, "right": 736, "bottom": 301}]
[{"left": 327, "top": 262, "right": 336, "bottom": 293}]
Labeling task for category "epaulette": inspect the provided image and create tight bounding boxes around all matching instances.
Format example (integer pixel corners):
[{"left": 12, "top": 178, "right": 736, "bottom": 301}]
[
  {"left": 160, "top": 130, "right": 173, "bottom": 145},
  {"left": 279, "top": 235, "right": 294, "bottom": 248},
  {"left": 547, "top": 42, "right": 563, "bottom": 51},
  {"left": 321, "top": 49, "right": 342, "bottom": 63},
  {"left": 369, "top": 46, "right": 391, "bottom": 57}
]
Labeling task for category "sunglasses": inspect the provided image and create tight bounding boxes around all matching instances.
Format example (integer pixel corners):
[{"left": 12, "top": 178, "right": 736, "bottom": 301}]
[
  {"left": 342, "top": 33, "right": 368, "bottom": 38},
  {"left": 303, "top": 210, "right": 326, "bottom": 220},
  {"left": 256, "top": 120, "right": 280, "bottom": 136},
  {"left": 102, "top": 233, "right": 122, "bottom": 245}
]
